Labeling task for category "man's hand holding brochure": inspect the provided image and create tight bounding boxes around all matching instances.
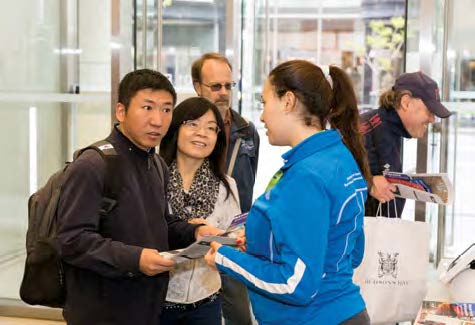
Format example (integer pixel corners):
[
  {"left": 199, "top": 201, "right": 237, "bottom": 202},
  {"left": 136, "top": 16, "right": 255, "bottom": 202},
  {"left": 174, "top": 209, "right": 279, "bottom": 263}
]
[{"left": 160, "top": 212, "right": 248, "bottom": 263}]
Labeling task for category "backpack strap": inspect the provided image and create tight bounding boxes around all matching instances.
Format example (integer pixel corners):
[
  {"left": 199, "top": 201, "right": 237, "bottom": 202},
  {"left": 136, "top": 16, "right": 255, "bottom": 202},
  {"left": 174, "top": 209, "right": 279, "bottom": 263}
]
[
  {"left": 74, "top": 140, "right": 120, "bottom": 216},
  {"left": 227, "top": 137, "right": 242, "bottom": 176}
]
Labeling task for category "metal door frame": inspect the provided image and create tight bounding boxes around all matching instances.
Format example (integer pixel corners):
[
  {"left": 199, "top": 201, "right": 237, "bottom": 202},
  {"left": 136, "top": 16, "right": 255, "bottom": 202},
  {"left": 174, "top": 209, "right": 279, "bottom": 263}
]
[{"left": 416, "top": 0, "right": 453, "bottom": 266}]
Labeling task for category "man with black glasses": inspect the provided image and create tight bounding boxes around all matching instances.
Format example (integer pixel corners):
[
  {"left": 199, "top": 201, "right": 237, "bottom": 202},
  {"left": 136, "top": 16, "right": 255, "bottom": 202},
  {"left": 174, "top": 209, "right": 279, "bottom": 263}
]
[{"left": 191, "top": 53, "right": 259, "bottom": 325}]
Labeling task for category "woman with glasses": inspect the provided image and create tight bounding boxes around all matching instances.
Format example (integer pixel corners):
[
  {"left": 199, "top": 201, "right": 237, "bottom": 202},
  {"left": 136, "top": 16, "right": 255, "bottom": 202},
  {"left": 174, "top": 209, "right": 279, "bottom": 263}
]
[
  {"left": 159, "top": 97, "right": 241, "bottom": 325},
  {"left": 205, "top": 60, "right": 372, "bottom": 324}
]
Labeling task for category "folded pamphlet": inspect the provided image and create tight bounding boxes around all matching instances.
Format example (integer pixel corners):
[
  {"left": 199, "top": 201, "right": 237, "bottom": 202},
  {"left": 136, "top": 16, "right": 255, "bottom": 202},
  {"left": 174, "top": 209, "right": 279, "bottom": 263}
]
[
  {"left": 383, "top": 172, "right": 453, "bottom": 205},
  {"left": 222, "top": 211, "right": 247, "bottom": 236},
  {"left": 160, "top": 212, "right": 248, "bottom": 263}
]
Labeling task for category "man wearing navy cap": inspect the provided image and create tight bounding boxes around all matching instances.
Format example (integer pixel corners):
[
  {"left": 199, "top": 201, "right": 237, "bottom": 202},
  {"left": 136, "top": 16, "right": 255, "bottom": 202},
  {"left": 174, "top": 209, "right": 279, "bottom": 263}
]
[{"left": 360, "top": 71, "right": 451, "bottom": 217}]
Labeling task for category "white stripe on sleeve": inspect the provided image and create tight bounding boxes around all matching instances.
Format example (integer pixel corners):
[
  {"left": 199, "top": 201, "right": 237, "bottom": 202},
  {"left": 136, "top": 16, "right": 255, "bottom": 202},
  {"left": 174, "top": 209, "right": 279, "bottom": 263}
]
[{"left": 216, "top": 252, "right": 306, "bottom": 295}]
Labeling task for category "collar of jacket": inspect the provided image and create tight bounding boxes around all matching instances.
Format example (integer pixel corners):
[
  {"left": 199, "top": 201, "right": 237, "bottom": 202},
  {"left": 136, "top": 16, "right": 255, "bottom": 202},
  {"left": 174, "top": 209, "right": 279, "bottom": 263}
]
[
  {"left": 378, "top": 107, "right": 412, "bottom": 139},
  {"left": 112, "top": 123, "right": 156, "bottom": 159},
  {"left": 229, "top": 109, "right": 252, "bottom": 136},
  {"left": 281, "top": 129, "right": 341, "bottom": 171}
]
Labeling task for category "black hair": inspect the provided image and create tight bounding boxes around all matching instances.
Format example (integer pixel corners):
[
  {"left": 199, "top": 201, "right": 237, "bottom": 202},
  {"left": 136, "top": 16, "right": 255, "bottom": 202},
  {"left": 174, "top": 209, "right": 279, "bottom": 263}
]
[
  {"left": 159, "top": 97, "right": 233, "bottom": 199},
  {"left": 268, "top": 60, "right": 371, "bottom": 183},
  {"left": 118, "top": 69, "right": 177, "bottom": 110}
]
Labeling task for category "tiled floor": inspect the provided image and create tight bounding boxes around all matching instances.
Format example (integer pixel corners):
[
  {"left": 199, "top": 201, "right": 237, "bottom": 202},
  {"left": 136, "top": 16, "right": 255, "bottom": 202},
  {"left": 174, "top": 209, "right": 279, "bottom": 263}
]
[{"left": 0, "top": 317, "right": 64, "bottom": 325}]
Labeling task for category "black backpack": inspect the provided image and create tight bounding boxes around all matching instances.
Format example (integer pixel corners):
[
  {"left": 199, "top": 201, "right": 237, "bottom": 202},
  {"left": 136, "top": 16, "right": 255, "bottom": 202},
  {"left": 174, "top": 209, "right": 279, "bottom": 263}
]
[{"left": 19, "top": 140, "right": 121, "bottom": 308}]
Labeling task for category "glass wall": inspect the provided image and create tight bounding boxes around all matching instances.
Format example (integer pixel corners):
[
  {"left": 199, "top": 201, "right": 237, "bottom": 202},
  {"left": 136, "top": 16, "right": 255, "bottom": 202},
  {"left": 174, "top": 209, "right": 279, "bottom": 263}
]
[
  {"left": 0, "top": 0, "right": 236, "bottom": 316},
  {"left": 136, "top": 0, "right": 241, "bottom": 103},
  {"left": 441, "top": 0, "right": 475, "bottom": 258},
  {"left": 242, "top": 0, "right": 406, "bottom": 119},
  {"left": 403, "top": 0, "right": 446, "bottom": 261},
  {"left": 404, "top": 0, "right": 475, "bottom": 262},
  {"left": 0, "top": 0, "right": 60, "bottom": 302},
  {"left": 242, "top": 0, "right": 407, "bottom": 196},
  {"left": 0, "top": 0, "right": 115, "bottom": 313}
]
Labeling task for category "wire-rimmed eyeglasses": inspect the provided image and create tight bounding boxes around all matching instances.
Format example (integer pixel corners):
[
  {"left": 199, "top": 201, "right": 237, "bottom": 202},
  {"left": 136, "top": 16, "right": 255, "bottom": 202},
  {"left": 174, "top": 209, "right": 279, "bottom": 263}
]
[
  {"left": 182, "top": 120, "right": 221, "bottom": 134},
  {"left": 201, "top": 81, "right": 236, "bottom": 92}
]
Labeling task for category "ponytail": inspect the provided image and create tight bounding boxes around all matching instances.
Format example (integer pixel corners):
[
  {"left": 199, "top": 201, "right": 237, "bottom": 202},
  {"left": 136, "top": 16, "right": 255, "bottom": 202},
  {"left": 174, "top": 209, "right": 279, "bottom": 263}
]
[
  {"left": 327, "top": 66, "right": 371, "bottom": 182},
  {"left": 268, "top": 60, "right": 371, "bottom": 183},
  {"left": 379, "top": 89, "right": 411, "bottom": 110}
]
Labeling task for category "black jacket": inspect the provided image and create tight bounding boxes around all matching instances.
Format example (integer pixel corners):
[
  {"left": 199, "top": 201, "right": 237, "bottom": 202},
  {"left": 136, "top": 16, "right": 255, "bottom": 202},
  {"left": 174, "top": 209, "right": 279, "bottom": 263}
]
[
  {"left": 226, "top": 109, "right": 260, "bottom": 213},
  {"left": 58, "top": 126, "right": 198, "bottom": 324},
  {"left": 360, "top": 107, "right": 411, "bottom": 218}
]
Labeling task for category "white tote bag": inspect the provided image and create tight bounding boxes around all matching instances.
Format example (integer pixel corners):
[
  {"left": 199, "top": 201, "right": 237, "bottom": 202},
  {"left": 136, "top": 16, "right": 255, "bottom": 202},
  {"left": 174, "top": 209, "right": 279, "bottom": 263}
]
[{"left": 353, "top": 216, "right": 430, "bottom": 324}]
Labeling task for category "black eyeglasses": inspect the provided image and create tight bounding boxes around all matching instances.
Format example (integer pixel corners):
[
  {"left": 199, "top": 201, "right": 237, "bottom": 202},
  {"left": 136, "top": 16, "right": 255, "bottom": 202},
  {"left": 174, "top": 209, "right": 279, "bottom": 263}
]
[{"left": 201, "top": 81, "right": 236, "bottom": 92}]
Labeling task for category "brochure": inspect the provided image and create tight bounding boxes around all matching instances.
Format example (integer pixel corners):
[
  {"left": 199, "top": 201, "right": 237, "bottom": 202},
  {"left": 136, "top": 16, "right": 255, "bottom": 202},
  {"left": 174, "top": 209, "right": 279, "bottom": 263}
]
[
  {"left": 222, "top": 211, "right": 247, "bottom": 237},
  {"left": 383, "top": 171, "right": 454, "bottom": 205},
  {"left": 160, "top": 212, "right": 248, "bottom": 263},
  {"left": 415, "top": 300, "right": 475, "bottom": 324}
]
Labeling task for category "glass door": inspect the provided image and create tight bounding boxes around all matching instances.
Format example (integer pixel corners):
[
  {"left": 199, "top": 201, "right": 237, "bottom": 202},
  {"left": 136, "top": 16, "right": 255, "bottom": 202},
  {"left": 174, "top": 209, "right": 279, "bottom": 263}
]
[
  {"left": 135, "top": 0, "right": 242, "bottom": 104},
  {"left": 243, "top": 0, "right": 408, "bottom": 198},
  {"left": 405, "top": 0, "right": 475, "bottom": 264},
  {"left": 0, "top": 0, "right": 130, "bottom": 318},
  {"left": 439, "top": 0, "right": 475, "bottom": 260}
]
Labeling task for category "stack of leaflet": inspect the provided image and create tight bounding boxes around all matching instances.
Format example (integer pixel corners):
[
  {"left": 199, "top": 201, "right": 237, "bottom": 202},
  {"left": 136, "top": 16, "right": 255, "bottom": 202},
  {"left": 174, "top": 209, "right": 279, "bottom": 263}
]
[
  {"left": 385, "top": 172, "right": 432, "bottom": 193},
  {"left": 160, "top": 212, "right": 248, "bottom": 263},
  {"left": 382, "top": 171, "right": 453, "bottom": 205}
]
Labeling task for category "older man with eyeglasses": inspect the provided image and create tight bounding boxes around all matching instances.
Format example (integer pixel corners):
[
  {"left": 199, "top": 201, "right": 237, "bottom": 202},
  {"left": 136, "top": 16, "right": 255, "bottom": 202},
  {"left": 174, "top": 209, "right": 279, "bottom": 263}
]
[{"left": 191, "top": 53, "right": 259, "bottom": 325}]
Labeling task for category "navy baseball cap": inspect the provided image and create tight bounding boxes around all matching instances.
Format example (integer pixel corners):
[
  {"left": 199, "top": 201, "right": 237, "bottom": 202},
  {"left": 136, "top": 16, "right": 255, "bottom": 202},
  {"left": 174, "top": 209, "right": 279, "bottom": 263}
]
[{"left": 393, "top": 71, "right": 451, "bottom": 118}]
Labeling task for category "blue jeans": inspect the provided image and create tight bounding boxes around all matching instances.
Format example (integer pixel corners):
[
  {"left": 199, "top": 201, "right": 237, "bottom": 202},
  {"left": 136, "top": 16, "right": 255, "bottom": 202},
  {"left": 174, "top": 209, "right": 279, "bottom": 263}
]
[
  {"left": 220, "top": 272, "right": 253, "bottom": 325},
  {"left": 160, "top": 295, "right": 222, "bottom": 325}
]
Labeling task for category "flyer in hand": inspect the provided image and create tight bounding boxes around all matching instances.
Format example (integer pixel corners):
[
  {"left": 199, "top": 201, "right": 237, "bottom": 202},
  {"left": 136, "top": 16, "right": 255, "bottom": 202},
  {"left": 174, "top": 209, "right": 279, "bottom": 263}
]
[
  {"left": 222, "top": 211, "right": 247, "bottom": 237},
  {"left": 160, "top": 212, "right": 248, "bottom": 263},
  {"left": 383, "top": 171, "right": 454, "bottom": 205}
]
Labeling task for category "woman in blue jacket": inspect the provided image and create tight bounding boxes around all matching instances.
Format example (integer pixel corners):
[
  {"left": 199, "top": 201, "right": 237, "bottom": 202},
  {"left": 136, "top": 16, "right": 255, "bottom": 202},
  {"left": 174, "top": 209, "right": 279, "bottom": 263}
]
[{"left": 205, "top": 60, "right": 372, "bottom": 325}]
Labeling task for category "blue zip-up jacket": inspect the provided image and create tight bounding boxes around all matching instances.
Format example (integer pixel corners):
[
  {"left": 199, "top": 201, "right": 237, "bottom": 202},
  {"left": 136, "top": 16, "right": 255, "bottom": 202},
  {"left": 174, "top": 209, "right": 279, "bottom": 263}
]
[{"left": 215, "top": 130, "right": 368, "bottom": 325}]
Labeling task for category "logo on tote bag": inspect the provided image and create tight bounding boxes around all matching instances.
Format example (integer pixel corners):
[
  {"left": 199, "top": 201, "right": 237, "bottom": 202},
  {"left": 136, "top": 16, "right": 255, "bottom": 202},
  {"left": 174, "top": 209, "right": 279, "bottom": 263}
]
[{"left": 378, "top": 252, "right": 399, "bottom": 278}]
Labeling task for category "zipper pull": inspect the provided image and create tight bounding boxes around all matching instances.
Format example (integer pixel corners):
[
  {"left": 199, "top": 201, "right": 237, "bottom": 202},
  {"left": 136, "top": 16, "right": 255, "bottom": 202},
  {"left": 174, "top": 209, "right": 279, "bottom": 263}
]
[{"left": 383, "top": 163, "right": 390, "bottom": 176}]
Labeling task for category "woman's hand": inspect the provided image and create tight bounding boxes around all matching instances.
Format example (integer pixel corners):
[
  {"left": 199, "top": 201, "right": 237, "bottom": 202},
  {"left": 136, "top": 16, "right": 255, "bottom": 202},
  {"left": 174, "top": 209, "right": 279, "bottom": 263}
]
[
  {"left": 204, "top": 241, "right": 222, "bottom": 270},
  {"left": 234, "top": 228, "right": 247, "bottom": 252},
  {"left": 188, "top": 218, "right": 209, "bottom": 225},
  {"left": 194, "top": 225, "right": 224, "bottom": 241}
]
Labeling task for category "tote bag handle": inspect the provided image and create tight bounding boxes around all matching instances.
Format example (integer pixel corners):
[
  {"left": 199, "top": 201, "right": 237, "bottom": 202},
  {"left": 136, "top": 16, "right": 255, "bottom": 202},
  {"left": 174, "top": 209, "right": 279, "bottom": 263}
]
[{"left": 376, "top": 200, "right": 399, "bottom": 218}]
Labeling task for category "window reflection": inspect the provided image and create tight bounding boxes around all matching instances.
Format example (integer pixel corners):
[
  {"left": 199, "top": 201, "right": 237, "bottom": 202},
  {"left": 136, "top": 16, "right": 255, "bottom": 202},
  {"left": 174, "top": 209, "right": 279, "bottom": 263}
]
[
  {"left": 443, "top": 0, "right": 475, "bottom": 258},
  {"left": 242, "top": 0, "right": 407, "bottom": 118},
  {"left": 137, "top": 0, "right": 230, "bottom": 97},
  {"left": 0, "top": 0, "right": 113, "bottom": 305},
  {"left": 162, "top": 0, "right": 229, "bottom": 93}
]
